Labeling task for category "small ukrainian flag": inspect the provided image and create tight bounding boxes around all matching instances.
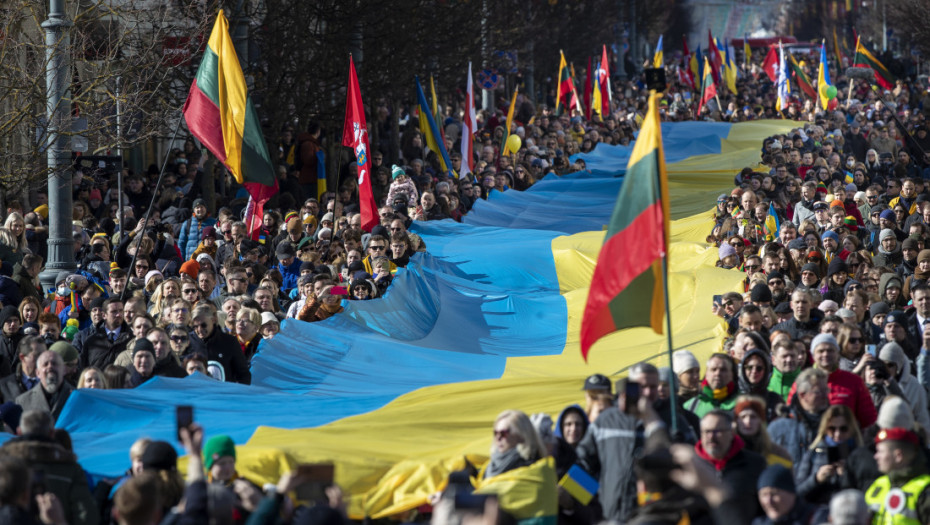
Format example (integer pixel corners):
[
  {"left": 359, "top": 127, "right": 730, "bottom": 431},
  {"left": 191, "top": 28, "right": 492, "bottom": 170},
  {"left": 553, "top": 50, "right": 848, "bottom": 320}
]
[{"left": 558, "top": 464, "right": 599, "bottom": 505}]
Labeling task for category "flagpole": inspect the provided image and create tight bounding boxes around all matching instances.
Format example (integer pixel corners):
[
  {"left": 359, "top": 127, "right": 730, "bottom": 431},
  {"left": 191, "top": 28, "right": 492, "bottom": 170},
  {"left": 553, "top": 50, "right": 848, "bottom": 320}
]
[
  {"left": 846, "top": 36, "right": 860, "bottom": 105},
  {"left": 655, "top": 146, "right": 678, "bottom": 437},
  {"left": 123, "top": 114, "right": 184, "bottom": 300}
]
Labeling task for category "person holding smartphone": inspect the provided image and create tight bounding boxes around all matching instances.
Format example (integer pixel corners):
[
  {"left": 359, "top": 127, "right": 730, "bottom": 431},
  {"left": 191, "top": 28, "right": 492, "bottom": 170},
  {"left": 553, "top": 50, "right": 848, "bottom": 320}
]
[
  {"left": 574, "top": 367, "right": 669, "bottom": 522},
  {"left": 794, "top": 405, "right": 863, "bottom": 504}
]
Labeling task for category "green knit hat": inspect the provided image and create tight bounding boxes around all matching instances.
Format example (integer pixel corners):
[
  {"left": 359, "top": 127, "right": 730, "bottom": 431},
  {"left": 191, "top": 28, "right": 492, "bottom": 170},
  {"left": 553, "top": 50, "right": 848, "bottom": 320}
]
[
  {"left": 203, "top": 435, "right": 236, "bottom": 470},
  {"left": 391, "top": 165, "right": 406, "bottom": 180}
]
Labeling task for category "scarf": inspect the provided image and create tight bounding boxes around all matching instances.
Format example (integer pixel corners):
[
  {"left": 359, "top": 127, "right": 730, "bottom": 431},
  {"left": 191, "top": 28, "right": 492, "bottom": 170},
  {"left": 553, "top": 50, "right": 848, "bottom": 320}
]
[
  {"left": 484, "top": 448, "right": 526, "bottom": 479},
  {"left": 695, "top": 434, "right": 745, "bottom": 471},
  {"left": 699, "top": 378, "right": 736, "bottom": 402}
]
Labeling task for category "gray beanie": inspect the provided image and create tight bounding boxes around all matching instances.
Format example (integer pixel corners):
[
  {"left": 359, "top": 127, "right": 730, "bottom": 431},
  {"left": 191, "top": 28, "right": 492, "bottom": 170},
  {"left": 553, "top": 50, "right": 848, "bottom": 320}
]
[
  {"left": 879, "top": 229, "right": 895, "bottom": 242},
  {"left": 879, "top": 342, "right": 908, "bottom": 372},
  {"left": 809, "top": 333, "right": 838, "bottom": 355},
  {"left": 877, "top": 396, "right": 915, "bottom": 430}
]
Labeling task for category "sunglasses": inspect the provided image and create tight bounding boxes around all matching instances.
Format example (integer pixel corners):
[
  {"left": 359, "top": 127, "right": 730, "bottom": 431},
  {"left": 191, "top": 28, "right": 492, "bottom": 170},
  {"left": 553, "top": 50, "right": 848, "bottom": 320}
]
[
  {"left": 848, "top": 337, "right": 863, "bottom": 343},
  {"left": 744, "top": 365, "right": 766, "bottom": 372},
  {"left": 170, "top": 335, "right": 189, "bottom": 342},
  {"left": 369, "top": 245, "right": 386, "bottom": 251},
  {"left": 493, "top": 429, "right": 511, "bottom": 439},
  {"left": 183, "top": 288, "right": 198, "bottom": 294}
]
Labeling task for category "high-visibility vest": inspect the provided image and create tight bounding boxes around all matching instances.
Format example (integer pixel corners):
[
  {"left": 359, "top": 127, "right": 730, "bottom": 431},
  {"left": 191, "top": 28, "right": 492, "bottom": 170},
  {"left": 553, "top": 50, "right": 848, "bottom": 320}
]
[{"left": 865, "top": 474, "right": 930, "bottom": 525}]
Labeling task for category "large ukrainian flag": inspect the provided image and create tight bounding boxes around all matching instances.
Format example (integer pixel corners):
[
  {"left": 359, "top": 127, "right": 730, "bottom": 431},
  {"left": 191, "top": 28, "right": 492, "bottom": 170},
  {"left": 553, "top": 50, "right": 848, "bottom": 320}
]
[{"left": 48, "top": 116, "right": 798, "bottom": 519}]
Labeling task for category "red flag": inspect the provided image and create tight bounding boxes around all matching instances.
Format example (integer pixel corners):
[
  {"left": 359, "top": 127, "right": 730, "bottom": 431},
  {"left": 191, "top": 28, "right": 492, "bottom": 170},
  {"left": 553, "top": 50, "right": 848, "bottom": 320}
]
[
  {"left": 762, "top": 46, "right": 779, "bottom": 82},
  {"left": 599, "top": 45, "right": 610, "bottom": 116},
  {"left": 342, "top": 56, "right": 378, "bottom": 232},
  {"left": 244, "top": 194, "right": 263, "bottom": 240},
  {"left": 584, "top": 56, "right": 592, "bottom": 120},
  {"left": 681, "top": 35, "right": 695, "bottom": 89},
  {"left": 707, "top": 30, "right": 722, "bottom": 84}
]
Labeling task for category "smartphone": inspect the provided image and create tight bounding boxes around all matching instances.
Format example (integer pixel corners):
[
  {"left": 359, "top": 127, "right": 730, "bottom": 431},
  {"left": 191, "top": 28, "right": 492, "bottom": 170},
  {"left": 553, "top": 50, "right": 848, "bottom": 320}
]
[
  {"left": 293, "top": 463, "right": 335, "bottom": 503},
  {"left": 827, "top": 443, "right": 849, "bottom": 463},
  {"left": 624, "top": 382, "right": 641, "bottom": 413},
  {"left": 866, "top": 344, "right": 877, "bottom": 357},
  {"left": 176, "top": 405, "right": 193, "bottom": 442},
  {"left": 330, "top": 286, "right": 348, "bottom": 296},
  {"left": 713, "top": 294, "right": 723, "bottom": 307}
]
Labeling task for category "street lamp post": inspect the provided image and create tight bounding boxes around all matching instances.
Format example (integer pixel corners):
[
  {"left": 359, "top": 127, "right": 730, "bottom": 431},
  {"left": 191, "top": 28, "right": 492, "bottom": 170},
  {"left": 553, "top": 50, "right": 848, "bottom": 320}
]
[{"left": 38, "top": 0, "right": 76, "bottom": 294}]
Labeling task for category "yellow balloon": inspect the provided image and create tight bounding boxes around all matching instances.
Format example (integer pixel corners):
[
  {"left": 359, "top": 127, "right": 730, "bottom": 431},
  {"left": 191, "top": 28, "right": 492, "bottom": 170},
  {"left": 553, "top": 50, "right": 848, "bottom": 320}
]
[{"left": 506, "top": 134, "right": 522, "bottom": 154}]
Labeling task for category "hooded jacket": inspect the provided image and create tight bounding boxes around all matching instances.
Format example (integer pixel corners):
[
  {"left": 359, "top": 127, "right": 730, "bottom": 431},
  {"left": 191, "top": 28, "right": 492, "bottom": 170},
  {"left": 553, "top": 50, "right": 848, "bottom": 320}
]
[
  {"left": 738, "top": 349, "right": 787, "bottom": 421},
  {"left": 881, "top": 342, "right": 930, "bottom": 431},
  {"left": 879, "top": 273, "right": 907, "bottom": 309}
]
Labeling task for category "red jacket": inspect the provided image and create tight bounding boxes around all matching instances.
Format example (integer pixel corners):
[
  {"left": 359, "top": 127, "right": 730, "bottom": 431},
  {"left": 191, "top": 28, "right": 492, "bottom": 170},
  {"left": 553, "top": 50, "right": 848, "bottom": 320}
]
[{"left": 788, "top": 367, "right": 877, "bottom": 428}]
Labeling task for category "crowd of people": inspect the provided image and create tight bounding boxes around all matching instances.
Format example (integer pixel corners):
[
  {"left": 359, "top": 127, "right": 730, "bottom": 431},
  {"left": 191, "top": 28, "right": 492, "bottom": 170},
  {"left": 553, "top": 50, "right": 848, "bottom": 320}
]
[{"left": 0, "top": 38, "right": 929, "bottom": 524}]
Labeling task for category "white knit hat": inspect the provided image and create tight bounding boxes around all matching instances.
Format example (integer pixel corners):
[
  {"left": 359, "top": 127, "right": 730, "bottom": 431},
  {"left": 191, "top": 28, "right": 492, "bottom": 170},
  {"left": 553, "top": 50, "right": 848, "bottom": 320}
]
[
  {"left": 877, "top": 396, "right": 915, "bottom": 430},
  {"left": 672, "top": 350, "right": 700, "bottom": 375}
]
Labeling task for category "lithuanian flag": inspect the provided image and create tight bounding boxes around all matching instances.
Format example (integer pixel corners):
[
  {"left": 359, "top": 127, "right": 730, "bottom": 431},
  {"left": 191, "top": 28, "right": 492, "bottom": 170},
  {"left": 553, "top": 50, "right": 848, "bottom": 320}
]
[
  {"left": 183, "top": 10, "right": 277, "bottom": 206},
  {"left": 580, "top": 92, "right": 669, "bottom": 359},
  {"left": 854, "top": 39, "right": 895, "bottom": 89},
  {"left": 555, "top": 51, "right": 573, "bottom": 115},
  {"left": 788, "top": 54, "right": 817, "bottom": 100}
]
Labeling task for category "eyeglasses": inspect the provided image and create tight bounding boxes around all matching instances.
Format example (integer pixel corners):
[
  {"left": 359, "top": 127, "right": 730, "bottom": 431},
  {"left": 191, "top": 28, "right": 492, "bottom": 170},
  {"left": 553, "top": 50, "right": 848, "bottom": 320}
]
[
  {"left": 745, "top": 264, "right": 760, "bottom": 271},
  {"left": 170, "top": 335, "right": 189, "bottom": 342},
  {"left": 493, "top": 428, "right": 511, "bottom": 439}
]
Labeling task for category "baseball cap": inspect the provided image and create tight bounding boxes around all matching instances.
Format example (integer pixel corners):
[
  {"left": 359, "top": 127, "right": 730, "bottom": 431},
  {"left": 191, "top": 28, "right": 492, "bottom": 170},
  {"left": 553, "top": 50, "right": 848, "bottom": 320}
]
[{"left": 583, "top": 373, "right": 612, "bottom": 392}]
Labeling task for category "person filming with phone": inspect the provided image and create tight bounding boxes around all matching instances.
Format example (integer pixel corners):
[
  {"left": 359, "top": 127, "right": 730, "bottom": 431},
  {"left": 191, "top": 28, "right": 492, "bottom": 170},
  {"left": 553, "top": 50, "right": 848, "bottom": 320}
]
[{"left": 574, "top": 366, "right": 670, "bottom": 522}]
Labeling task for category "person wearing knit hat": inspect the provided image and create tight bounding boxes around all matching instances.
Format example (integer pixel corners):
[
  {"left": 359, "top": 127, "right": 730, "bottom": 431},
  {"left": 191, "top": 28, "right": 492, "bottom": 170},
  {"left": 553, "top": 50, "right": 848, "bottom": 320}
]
[
  {"left": 867, "top": 398, "right": 930, "bottom": 524},
  {"left": 803, "top": 333, "right": 877, "bottom": 428},
  {"left": 750, "top": 283, "right": 773, "bottom": 306},
  {"left": 878, "top": 343, "right": 930, "bottom": 432},
  {"left": 179, "top": 259, "right": 200, "bottom": 280},
  {"left": 130, "top": 339, "right": 156, "bottom": 387},
  {"left": 179, "top": 197, "right": 217, "bottom": 260},
  {"left": 718, "top": 242, "right": 739, "bottom": 269},
  {"left": 49, "top": 340, "right": 80, "bottom": 383},
  {"left": 203, "top": 434, "right": 238, "bottom": 483},
  {"left": 874, "top": 228, "right": 903, "bottom": 270},
  {"left": 672, "top": 349, "right": 700, "bottom": 402},
  {"left": 829, "top": 489, "right": 869, "bottom": 525},
  {"left": 144, "top": 270, "right": 164, "bottom": 288},
  {"left": 843, "top": 215, "right": 858, "bottom": 232},
  {"left": 798, "top": 262, "right": 820, "bottom": 290},
  {"left": 758, "top": 464, "right": 830, "bottom": 522}
]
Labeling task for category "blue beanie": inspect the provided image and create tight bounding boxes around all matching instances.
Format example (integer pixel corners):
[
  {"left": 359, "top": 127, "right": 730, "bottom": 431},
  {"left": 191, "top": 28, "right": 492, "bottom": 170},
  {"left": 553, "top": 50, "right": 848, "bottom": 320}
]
[
  {"left": 757, "top": 465, "right": 795, "bottom": 493},
  {"left": 880, "top": 209, "right": 895, "bottom": 222},
  {"left": 821, "top": 230, "right": 839, "bottom": 243}
]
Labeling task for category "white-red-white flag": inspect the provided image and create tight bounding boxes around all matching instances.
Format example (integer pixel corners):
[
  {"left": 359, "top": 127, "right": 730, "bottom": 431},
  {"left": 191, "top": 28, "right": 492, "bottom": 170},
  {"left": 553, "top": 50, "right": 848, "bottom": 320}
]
[{"left": 460, "top": 62, "right": 477, "bottom": 178}]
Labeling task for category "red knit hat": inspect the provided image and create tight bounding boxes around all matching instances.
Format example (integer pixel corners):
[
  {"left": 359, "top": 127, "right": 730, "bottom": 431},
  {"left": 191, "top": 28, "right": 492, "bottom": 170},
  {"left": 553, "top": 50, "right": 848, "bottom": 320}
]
[{"left": 179, "top": 259, "right": 200, "bottom": 280}]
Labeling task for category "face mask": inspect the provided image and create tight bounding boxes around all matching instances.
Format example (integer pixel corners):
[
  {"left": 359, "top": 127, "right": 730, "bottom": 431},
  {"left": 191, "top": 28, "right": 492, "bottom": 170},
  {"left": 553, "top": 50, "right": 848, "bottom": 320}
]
[
  {"left": 847, "top": 160, "right": 855, "bottom": 167},
  {"left": 57, "top": 286, "right": 68, "bottom": 296}
]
